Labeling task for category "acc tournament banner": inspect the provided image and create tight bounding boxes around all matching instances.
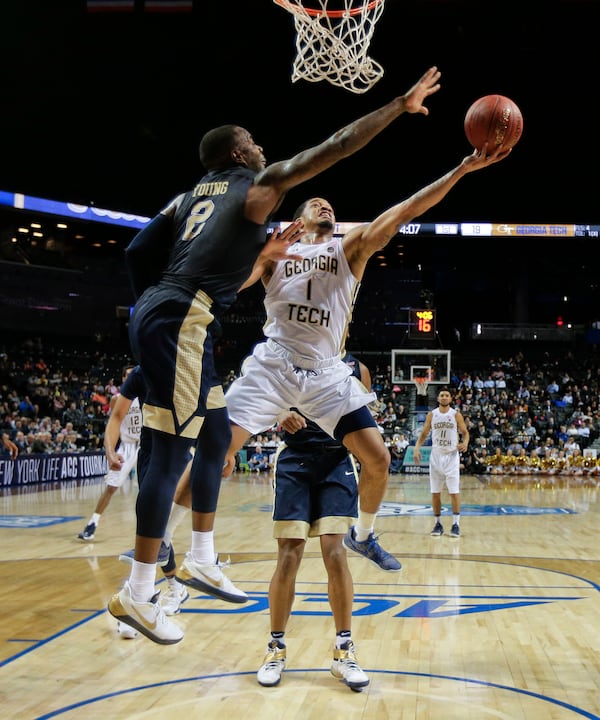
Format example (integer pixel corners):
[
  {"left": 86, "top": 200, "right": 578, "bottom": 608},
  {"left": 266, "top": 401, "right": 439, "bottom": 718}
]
[
  {"left": 401, "top": 446, "right": 431, "bottom": 474},
  {"left": 0, "top": 452, "right": 108, "bottom": 487}
]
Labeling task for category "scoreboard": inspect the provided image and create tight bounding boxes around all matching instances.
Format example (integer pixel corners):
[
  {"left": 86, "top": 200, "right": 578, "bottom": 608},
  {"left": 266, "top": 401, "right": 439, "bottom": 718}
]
[
  {"left": 396, "top": 222, "right": 596, "bottom": 238},
  {"left": 1, "top": 189, "right": 598, "bottom": 239},
  {"left": 408, "top": 308, "right": 436, "bottom": 339},
  {"left": 276, "top": 221, "right": 598, "bottom": 238}
]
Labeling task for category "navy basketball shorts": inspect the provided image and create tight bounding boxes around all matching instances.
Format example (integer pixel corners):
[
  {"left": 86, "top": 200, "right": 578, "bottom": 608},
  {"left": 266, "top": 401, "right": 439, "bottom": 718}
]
[{"left": 271, "top": 444, "right": 359, "bottom": 540}]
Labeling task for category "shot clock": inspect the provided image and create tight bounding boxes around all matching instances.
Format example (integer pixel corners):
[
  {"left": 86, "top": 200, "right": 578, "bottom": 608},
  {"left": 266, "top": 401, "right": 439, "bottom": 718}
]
[{"left": 409, "top": 308, "right": 436, "bottom": 339}]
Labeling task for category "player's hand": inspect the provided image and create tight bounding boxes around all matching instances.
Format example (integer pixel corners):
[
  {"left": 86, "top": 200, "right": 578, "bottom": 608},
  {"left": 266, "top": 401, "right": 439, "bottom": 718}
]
[
  {"left": 403, "top": 66, "right": 441, "bottom": 116},
  {"left": 462, "top": 143, "right": 512, "bottom": 172},
  {"left": 367, "top": 398, "right": 384, "bottom": 417},
  {"left": 222, "top": 452, "right": 236, "bottom": 478},
  {"left": 278, "top": 410, "right": 307, "bottom": 434},
  {"left": 240, "top": 220, "right": 305, "bottom": 291},
  {"left": 106, "top": 452, "right": 124, "bottom": 471},
  {"left": 260, "top": 220, "right": 305, "bottom": 262}
]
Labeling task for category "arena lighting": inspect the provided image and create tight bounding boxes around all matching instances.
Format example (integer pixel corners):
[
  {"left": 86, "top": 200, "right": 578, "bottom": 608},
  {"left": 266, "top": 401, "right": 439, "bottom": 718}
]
[
  {"left": 2, "top": 189, "right": 600, "bottom": 238},
  {"left": 0, "top": 190, "right": 151, "bottom": 230}
]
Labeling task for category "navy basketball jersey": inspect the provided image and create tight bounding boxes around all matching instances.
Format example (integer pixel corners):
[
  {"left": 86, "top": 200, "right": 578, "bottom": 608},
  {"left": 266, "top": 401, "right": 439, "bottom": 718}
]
[{"left": 161, "top": 166, "right": 269, "bottom": 316}]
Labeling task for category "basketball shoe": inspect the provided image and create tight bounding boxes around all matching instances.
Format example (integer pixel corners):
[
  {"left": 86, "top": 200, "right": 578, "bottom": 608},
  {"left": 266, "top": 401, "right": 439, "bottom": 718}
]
[
  {"left": 330, "top": 640, "right": 369, "bottom": 690},
  {"left": 176, "top": 552, "right": 248, "bottom": 603},
  {"left": 342, "top": 526, "right": 402, "bottom": 572},
  {"left": 77, "top": 522, "right": 96, "bottom": 541},
  {"left": 161, "top": 581, "right": 189, "bottom": 616},
  {"left": 257, "top": 640, "right": 287, "bottom": 687},
  {"left": 108, "top": 581, "right": 183, "bottom": 645},
  {"left": 118, "top": 541, "right": 172, "bottom": 567},
  {"left": 430, "top": 521, "right": 444, "bottom": 537},
  {"left": 117, "top": 621, "right": 138, "bottom": 639}
]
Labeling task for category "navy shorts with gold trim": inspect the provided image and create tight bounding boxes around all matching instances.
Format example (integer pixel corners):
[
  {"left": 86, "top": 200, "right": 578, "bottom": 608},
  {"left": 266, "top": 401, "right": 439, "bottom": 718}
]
[
  {"left": 272, "top": 444, "right": 358, "bottom": 540},
  {"left": 129, "top": 284, "right": 224, "bottom": 439}
]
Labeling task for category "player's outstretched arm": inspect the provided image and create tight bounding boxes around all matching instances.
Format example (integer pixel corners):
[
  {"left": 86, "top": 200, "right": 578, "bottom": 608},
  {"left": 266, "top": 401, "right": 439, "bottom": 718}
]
[
  {"left": 350, "top": 143, "right": 511, "bottom": 264},
  {"left": 246, "top": 67, "right": 442, "bottom": 222},
  {"left": 263, "top": 66, "right": 441, "bottom": 189}
]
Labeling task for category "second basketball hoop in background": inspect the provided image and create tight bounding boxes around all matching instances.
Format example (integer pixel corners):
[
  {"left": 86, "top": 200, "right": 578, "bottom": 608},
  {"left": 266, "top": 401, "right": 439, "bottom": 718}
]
[{"left": 272, "top": 0, "right": 386, "bottom": 94}]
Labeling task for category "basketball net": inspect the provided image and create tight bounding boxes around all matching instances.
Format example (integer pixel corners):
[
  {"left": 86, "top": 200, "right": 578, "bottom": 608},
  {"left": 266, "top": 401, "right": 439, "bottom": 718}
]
[
  {"left": 414, "top": 377, "right": 429, "bottom": 397},
  {"left": 273, "top": 0, "right": 386, "bottom": 94}
]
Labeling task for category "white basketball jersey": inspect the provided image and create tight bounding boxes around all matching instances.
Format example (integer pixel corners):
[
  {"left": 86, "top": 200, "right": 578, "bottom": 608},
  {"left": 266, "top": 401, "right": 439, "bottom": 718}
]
[
  {"left": 263, "top": 238, "right": 359, "bottom": 361},
  {"left": 119, "top": 396, "right": 142, "bottom": 443},
  {"left": 430, "top": 406, "right": 458, "bottom": 454}
]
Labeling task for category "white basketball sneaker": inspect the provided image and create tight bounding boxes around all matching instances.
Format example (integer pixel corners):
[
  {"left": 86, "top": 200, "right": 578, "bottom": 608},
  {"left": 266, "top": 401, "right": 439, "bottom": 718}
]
[
  {"left": 161, "top": 580, "right": 190, "bottom": 616},
  {"left": 108, "top": 581, "right": 184, "bottom": 645},
  {"left": 176, "top": 552, "right": 248, "bottom": 603},
  {"left": 117, "top": 621, "right": 138, "bottom": 639}
]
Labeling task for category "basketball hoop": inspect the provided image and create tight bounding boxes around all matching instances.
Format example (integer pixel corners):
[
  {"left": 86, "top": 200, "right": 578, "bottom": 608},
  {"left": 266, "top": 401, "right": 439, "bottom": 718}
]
[{"left": 273, "top": 0, "right": 386, "bottom": 94}]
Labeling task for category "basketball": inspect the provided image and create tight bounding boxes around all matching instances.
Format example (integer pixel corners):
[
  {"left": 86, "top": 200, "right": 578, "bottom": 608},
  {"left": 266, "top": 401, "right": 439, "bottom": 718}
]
[{"left": 464, "top": 94, "right": 523, "bottom": 154}]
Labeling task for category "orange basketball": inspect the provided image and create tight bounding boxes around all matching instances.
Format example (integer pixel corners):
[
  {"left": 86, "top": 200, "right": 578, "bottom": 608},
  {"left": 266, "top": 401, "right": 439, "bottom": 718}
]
[{"left": 464, "top": 94, "right": 523, "bottom": 153}]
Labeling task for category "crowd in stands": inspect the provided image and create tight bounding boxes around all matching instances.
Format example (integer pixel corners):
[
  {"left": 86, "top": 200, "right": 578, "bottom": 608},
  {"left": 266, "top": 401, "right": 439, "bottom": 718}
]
[
  {"left": 449, "top": 350, "right": 600, "bottom": 476},
  {"left": 350, "top": 347, "right": 600, "bottom": 475},
  {"left": 223, "top": 347, "right": 600, "bottom": 476},
  {"left": 2, "top": 337, "right": 600, "bottom": 480},
  {"left": 0, "top": 337, "right": 132, "bottom": 456}
]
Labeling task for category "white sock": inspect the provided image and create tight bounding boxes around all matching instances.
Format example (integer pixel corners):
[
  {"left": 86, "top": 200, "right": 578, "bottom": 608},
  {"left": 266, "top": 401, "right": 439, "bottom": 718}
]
[
  {"left": 164, "top": 503, "right": 189, "bottom": 546},
  {"left": 91, "top": 513, "right": 101, "bottom": 525},
  {"left": 355, "top": 511, "right": 376, "bottom": 542},
  {"left": 129, "top": 560, "right": 157, "bottom": 602},
  {"left": 453, "top": 514, "right": 460, "bottom": 525},
  {"left": 191, "top": 530, "right": 215, "bottom": 564}
]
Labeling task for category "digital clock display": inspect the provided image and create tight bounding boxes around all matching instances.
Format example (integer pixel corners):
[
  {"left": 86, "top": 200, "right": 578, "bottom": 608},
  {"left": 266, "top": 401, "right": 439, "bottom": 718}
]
[{"left": 409, "top": 309, "right": 435, "bottom": 338}]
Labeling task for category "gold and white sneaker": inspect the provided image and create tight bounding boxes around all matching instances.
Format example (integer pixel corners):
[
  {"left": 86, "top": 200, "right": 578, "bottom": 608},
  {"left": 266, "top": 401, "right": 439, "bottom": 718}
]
[
  {"left": 176, "top": 552, "right": 248, "bottom": 603},
  {"left": 330, "top": 640, "right": 369, "bottom": 690},
  {"left": 117, "top": 620, "right": 138, "bottom": 639},
  {"left": 108, "top": 581, "right": 183, "bottom": 645},
  {"left": 161, "top": 580, "right": 190, "bottom": 616},
  {"left": 257, "top": 641, "right": 286, "bottom": 686}
]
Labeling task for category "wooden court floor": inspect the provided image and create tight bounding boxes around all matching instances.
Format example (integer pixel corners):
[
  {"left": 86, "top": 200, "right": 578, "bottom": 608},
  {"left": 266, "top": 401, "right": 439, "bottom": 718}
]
[{"left": 2, "top": 470, "right": 600, "bottom": 719}]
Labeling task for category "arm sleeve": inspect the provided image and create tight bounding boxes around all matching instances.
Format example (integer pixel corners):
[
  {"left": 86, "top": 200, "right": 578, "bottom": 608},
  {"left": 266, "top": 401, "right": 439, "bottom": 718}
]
[{"left": 125, "top": 213, "right": 174, "bottom": 299}]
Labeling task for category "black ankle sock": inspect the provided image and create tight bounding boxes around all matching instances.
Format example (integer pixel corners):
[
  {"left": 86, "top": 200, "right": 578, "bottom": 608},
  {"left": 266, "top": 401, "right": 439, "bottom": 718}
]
[
  {"left": 336, "top": 629, "right": 351, "bottom": 648},
  {"left": 271, "top": 631, "right": 285, "bottom": 647}
]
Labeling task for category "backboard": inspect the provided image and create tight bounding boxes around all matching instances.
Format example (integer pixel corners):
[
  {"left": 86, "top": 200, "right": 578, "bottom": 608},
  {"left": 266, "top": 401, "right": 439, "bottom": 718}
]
[{"left": 391, "top": 349, "right": 451, "bottom": 385}]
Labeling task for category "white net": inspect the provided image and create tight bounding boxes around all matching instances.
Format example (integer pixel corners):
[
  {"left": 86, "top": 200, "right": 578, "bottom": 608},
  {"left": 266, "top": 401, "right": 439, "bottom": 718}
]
[
  {"left": 273, "top": 0, "right": 386, "bottom": 94},
  {"left": 414, "top": 378, "right": 429, "bottom": 397}
]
